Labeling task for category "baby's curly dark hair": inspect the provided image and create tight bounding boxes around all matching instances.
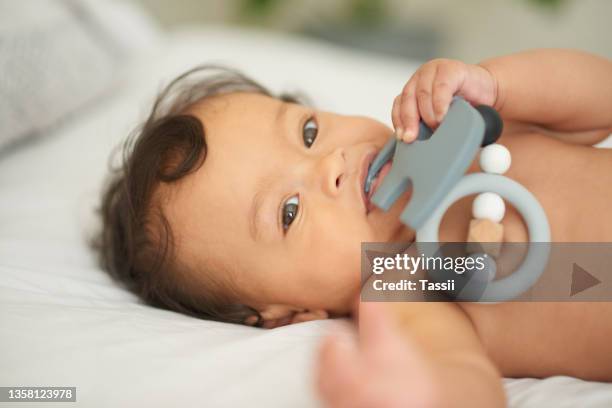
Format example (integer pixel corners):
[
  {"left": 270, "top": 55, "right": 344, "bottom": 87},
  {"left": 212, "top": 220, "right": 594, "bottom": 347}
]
[{"left": 90, "top": 65, "right": 306, "bottom": 326}]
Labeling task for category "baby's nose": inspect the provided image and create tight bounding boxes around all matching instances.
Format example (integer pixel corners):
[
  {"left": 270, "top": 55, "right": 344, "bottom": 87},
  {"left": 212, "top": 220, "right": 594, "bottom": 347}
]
[{"left": 317, "top": 148, "right": 346, "bottom": 197}]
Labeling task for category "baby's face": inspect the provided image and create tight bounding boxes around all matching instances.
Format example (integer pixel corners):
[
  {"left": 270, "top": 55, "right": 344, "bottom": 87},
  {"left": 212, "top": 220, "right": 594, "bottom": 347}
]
[{"left": 163, "top": 93, "right": 413, "bottom": 318}]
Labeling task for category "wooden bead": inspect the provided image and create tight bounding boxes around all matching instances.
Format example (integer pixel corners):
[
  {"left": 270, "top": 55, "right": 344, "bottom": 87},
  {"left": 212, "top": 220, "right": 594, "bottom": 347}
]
[{"left": 466, "top": 218, "right": 504, "bottom": 257}]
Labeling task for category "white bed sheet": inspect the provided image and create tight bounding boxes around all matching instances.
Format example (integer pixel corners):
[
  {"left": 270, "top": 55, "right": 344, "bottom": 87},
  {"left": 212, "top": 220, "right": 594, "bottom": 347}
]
[{"left": 1, "top": 26, "right": 611, "bottom": 407}]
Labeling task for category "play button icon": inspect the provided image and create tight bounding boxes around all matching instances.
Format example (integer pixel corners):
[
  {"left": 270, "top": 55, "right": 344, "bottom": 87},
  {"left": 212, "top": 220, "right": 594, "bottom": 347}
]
[{"left": 570, "top": 263, "right": 601, "bottom": 296}]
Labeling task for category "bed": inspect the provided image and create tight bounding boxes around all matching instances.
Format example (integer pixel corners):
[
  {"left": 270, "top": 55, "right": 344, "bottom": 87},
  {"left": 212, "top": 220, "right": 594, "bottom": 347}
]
[{"left": 1, "top": 1, "right": 611, "bottom": 406}]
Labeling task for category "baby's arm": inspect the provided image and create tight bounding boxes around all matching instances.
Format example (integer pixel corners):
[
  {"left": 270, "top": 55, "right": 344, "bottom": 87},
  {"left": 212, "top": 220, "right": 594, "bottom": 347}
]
[
  {"left": 480, "top": 49, "right": 612, "bottom": 144},
  {"left": 317, "top": 301, "right": 506, "bottom": 407},
  {"left": 387, "top": 301, "right": 506, "bottom": 407},
  {"left": 392, "top": 49, "right": 612, "bottom": 145}
]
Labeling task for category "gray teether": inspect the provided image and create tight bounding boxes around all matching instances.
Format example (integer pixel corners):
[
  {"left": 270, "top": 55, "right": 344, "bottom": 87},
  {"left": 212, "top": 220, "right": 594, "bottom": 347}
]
[
  {"left": 367, "top": 97, "right": 485, "bottom": 231},
  {"left": 416, "top": 173, "right": 551, "bottom": 302},
  {"left": 365, "top": 97, "right": 551, "bottom": 301}
]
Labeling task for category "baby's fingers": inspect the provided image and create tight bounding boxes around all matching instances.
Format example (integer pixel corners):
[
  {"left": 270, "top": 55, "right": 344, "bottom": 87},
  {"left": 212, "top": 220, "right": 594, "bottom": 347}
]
[
  {"left": 415, "top": 63, "right": 440, "bottom": 131},
  {"left": 432, "top": 62, "right": 465, "bottom": 123},
  {"left": 397, "top": 78, "right": 420, "bottom": 143},
  {"left": 391, "top": 94, "right": 402, "bottom": 137}
]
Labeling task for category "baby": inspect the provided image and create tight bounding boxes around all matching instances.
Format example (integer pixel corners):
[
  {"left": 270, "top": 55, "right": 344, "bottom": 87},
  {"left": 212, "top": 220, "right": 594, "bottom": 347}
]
[{"left": 93, "top": 48, "right": 612, "bottom": 406}]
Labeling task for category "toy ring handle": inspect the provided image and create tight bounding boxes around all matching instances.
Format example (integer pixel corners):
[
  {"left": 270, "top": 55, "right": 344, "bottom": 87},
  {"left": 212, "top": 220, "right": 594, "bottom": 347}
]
[{"left": 416, "top": 173, "right": 551, "bottom": 302}]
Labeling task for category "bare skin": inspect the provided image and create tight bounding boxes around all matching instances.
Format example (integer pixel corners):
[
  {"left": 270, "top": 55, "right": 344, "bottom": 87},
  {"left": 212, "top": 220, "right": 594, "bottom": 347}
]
[
  {"left": 445, "top": 131, "right": 612, "bottom": 381},
  {"left": 160, "top": 49, "right": 612, "bottom": 406},
  {"left": 318, "top": 49, "right": 612, "bottom": 407}
]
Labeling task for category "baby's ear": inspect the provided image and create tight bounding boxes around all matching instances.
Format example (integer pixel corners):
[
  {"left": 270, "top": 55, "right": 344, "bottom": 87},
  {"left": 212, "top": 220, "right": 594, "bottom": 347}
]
[{"left": 258, "top": 304, "right": 328, "bottom": 329}]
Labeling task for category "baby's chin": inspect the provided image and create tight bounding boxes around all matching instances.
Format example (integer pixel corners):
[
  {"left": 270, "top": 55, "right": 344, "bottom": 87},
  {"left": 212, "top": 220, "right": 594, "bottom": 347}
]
[
  {"left": 367, "top": 207, "right": 414, "bottom": 243},
  {"left": 389, "top": 223, "right": 416, "bottom": 242},
  {"left": 370, "top": 189, "right": 415, "bottom": 242}
]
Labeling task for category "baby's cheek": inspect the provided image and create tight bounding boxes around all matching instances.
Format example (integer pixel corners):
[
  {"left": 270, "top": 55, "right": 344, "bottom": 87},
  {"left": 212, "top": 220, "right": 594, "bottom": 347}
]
[
  {"left": 309, "top": 234, "right": 360, "bottom": 275},
  {"left": 307, "top": 209, "right": 370, "bottom": 277}
]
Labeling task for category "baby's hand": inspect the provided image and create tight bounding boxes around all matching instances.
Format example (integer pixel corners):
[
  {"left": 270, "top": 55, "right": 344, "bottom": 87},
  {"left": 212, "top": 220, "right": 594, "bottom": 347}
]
[
  {"left": 316, "top": 302, "right": 439, "bottom": 408},
  {"left": 392, "top": 59, "right": 497, "bottom": 143}
]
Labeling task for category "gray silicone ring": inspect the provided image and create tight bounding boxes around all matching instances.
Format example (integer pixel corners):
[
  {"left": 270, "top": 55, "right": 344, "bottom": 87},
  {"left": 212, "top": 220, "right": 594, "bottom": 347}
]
[{"left": 416, "top": 173, "right": 551, "bottom": 301}]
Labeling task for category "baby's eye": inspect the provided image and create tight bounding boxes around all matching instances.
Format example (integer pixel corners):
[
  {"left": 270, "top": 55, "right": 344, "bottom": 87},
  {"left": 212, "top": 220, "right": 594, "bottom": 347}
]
[
  {"left": 282, "top": 195, "right": 299, "bottom": 231},
  {"left": 303, "top": 117, "right": 318, "bottom": 148}
]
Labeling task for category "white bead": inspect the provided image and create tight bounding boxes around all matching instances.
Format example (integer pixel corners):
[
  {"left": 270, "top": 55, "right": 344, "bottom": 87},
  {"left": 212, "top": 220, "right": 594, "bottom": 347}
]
[
  {"left": 479, "top": 144, "right": 511, "bottom": 174},
  {"left": 472, "top": 192, "right": 505, "bottom": 223}
]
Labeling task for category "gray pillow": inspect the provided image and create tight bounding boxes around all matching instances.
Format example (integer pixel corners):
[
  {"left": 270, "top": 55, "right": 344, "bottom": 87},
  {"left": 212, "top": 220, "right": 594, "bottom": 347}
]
[{"left": 0, "top": 0, "right": 119, "bottom": 155}]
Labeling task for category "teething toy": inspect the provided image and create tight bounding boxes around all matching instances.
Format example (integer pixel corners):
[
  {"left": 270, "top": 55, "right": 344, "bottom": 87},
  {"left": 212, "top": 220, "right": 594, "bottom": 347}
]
[
  {"left": 365, "top": 97, "right": 551, "bottom": 301},
  {"left": 472, "top": 191, "right": 505, "bottom": 223},
  {"left": 467, "top": 219, "right": 503, "bottom": 257},
  {"left": 479, "top": 143, "right": 511, "bottom": 174}
]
